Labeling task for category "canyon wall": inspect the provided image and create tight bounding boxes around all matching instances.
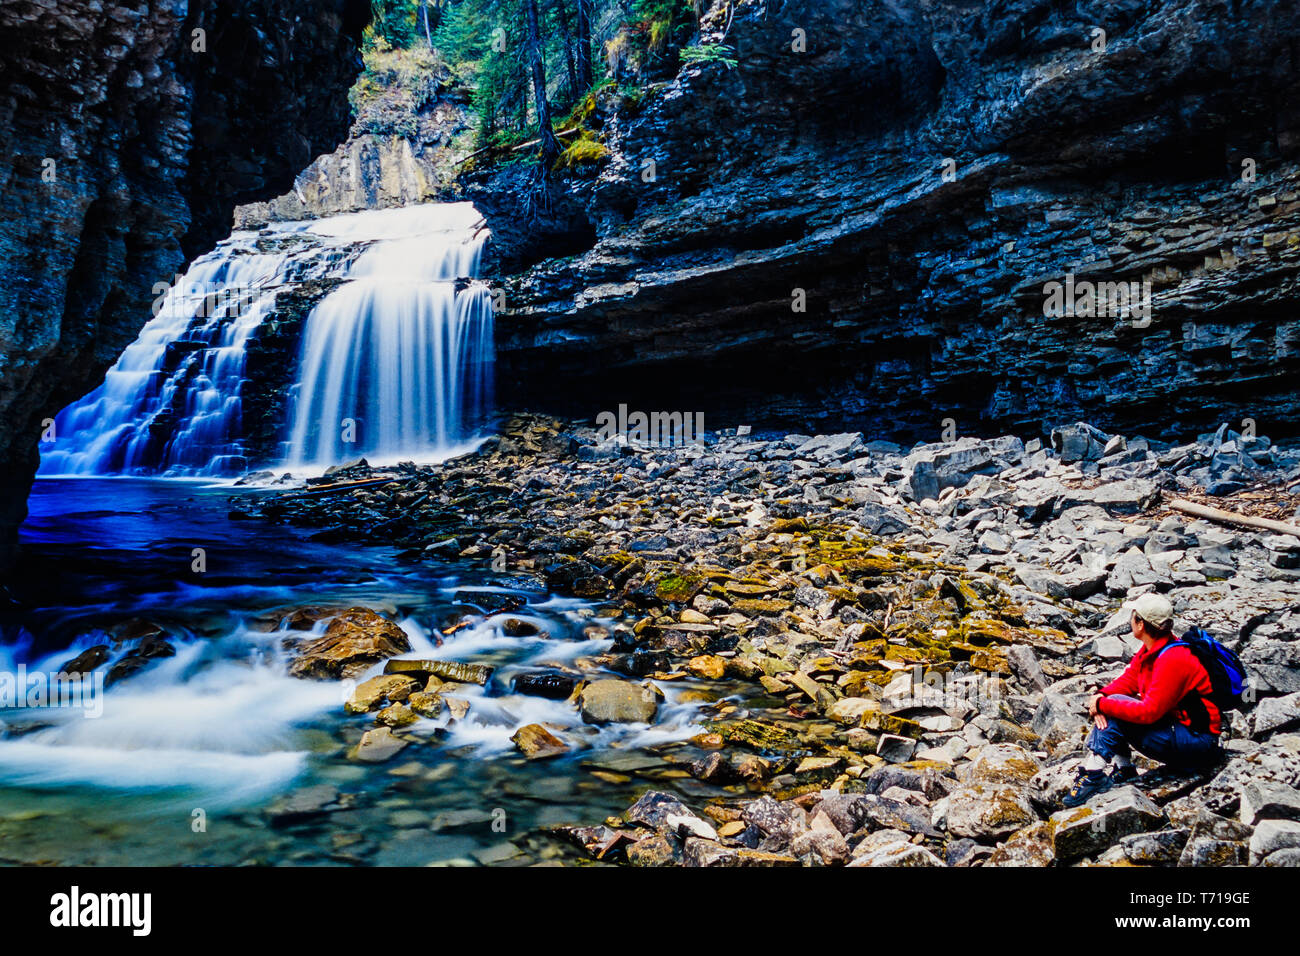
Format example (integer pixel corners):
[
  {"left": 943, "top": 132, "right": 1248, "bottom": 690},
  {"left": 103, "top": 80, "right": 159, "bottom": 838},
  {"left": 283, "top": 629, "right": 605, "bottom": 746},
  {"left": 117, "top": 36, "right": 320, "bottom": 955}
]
[
  {"left": 475, "top": 0, "right": 1300, "bottom": 444},
  {"left": 0, "top": 0, "right": 369, "bottom": 568}
]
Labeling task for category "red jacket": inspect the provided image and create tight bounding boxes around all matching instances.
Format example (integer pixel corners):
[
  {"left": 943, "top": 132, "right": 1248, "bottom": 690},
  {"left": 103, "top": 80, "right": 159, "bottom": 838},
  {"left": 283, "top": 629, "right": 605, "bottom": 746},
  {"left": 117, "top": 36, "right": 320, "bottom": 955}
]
[{"left": 1098, "top": 635, "right": 1221, "bottom": 734}]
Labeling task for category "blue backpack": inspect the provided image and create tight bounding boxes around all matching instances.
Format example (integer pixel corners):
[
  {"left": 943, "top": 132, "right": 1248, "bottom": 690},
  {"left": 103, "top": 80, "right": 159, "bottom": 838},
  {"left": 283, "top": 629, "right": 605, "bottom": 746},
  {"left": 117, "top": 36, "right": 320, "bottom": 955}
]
[{"left": 1157, "top": 627, "right": 1249, "bottom": 727}]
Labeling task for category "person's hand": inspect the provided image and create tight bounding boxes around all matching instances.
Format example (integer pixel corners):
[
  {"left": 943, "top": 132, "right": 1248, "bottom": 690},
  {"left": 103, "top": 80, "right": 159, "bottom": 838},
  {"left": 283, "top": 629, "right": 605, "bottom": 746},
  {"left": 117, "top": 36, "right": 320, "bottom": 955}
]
[
  {"left": 1088, "top": 694, "right": 1108, "bottom": 729},
  {"left": 1087, "top": 693, "right": 1102, "bottom": 717},
  {"left": 1094, "top": 713, "right": 1108, "bottom": 730}
]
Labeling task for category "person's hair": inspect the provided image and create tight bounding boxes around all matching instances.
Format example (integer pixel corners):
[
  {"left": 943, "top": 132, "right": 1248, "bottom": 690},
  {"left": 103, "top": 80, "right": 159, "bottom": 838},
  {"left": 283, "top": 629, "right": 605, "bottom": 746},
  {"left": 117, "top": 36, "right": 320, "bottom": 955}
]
[{"left": 1133, "top": 612, "right": 1173, "bottom": 638}]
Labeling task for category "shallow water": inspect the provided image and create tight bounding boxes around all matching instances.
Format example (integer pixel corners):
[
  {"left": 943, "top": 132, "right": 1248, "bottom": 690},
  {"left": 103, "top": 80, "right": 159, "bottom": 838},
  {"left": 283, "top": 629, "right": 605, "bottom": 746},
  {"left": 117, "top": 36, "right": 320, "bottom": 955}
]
[{"left": 0, "top": 479, "right": 718, "bottom": 866}]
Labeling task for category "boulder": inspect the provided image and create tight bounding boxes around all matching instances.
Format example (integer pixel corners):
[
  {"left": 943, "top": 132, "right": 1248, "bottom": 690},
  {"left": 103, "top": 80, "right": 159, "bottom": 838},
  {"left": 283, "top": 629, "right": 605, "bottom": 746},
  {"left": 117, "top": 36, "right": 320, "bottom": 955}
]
[
  {"left": 985, "top": 821, "right": 1056, "bottom": 866},
  {"left": 288, "top": 608, "right": 411, "bottom": 680},
  {"left": 945, "top": 783, "right": 1038, "bottom": 841},
  {"left": 1049, "top": 786, "right": 1165, "bottom": 861},
  {"left": 968, "top": 744, "right": 1042, "bottom": 785},
  {"left": 578, "top": 679, "right": 660, "bottom": 724}
]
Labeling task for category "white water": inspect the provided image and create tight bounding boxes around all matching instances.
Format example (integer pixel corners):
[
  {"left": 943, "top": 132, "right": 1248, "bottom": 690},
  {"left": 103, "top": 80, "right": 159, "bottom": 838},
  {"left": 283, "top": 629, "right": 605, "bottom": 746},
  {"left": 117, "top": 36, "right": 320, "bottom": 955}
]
[
  {"left": 0, "top": 605, "right": 709, "bottom": 803},
  {"left": 39, "top": 203, "right": 494, "bottom": 477}
]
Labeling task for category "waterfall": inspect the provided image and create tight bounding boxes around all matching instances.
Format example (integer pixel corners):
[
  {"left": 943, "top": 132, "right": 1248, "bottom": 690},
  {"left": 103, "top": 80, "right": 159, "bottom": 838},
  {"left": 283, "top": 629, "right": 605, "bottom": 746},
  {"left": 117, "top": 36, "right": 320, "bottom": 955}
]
[
  {"left": 285, "top": 207, "right": 494, "bottom": 467},
  {"left": 38, "top": 203, "right": 493, "bottom": 477}
]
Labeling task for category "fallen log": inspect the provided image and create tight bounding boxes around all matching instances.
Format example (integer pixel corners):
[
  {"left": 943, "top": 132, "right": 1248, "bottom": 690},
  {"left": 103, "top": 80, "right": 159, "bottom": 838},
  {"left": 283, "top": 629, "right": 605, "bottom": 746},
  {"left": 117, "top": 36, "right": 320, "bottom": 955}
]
[
  {"left": 1168, "top": 497, "right": 1300, "bottom": 537},
  {"left": 278, "top": 476, "right": 418, "bottom": 499}
]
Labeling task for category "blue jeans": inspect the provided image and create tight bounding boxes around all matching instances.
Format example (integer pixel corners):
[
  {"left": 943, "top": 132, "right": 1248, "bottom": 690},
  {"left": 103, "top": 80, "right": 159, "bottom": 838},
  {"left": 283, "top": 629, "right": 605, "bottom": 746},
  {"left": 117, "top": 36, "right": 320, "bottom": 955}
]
[{"left": 1087, "top": 709, "right": 1221, "bottom": 771}]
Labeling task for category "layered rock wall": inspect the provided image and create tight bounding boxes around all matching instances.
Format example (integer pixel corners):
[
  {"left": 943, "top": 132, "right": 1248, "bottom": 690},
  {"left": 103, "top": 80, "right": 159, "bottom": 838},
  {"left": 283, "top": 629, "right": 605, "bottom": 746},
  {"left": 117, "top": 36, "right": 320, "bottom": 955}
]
[{"left": 478, "top": 0, "right": 1300, "bottom": 443}]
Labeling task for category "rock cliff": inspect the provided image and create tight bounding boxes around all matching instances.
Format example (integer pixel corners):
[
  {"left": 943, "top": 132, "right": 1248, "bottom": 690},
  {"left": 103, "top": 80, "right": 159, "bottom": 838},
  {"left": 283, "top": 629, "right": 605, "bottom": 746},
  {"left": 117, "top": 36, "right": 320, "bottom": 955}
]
[
  {"left": 0, "top": 0, "right": 369, "bottom": 569},
  {"left": 234, "top": 46, "right": 473, "bottom": 226},
  {"left": 477, "top": 0, "right": 1300, "bottom": 444}
]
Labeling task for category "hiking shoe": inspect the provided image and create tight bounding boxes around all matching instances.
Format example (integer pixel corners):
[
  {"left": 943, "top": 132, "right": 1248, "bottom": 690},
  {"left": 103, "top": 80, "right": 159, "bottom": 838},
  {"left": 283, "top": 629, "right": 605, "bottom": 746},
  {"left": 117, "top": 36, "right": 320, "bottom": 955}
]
[
  {"left": 1109, "top": 765, "right": 1138, "bottom": 786},
  {"left": 1063, "top": 769, "right": 1117, "bottom": 808}
]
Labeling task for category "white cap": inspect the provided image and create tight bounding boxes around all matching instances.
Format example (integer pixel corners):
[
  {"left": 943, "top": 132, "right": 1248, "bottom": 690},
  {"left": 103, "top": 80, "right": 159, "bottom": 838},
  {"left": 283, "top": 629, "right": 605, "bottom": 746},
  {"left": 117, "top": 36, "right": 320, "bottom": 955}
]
[{"left": 1128, "top": 592, "right": 1174, "bottom": 629}]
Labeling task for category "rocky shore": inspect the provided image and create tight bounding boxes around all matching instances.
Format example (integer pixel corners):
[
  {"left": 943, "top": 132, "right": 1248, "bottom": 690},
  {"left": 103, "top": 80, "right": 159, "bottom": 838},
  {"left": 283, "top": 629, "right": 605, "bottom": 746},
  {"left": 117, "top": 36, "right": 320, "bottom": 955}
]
[{"left": 233, "top": 416, "right": 1300, "bottom": 867}]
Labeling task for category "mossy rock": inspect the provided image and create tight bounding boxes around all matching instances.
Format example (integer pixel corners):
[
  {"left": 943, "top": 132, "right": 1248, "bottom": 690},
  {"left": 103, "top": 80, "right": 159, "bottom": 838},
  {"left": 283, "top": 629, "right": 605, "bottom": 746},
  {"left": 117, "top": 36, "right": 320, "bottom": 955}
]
[{"left": 654, "top": 571, "right": 707, "bottom": 603}]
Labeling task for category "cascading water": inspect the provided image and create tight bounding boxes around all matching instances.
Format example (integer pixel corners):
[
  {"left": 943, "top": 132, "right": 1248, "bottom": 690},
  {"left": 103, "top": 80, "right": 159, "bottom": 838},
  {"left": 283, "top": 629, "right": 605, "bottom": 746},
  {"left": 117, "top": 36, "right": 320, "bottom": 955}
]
[
  {"left": 285, "top": 205, "right": 494, "bottom": 467},
  {"left": 38, "top": 203, "right": 494, "bottom": 477}
]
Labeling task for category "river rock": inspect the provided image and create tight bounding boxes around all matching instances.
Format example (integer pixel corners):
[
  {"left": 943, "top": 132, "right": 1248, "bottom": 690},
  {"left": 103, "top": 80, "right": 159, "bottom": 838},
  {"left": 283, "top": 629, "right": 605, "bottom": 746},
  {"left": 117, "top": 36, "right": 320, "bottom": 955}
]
[
  {"left": 288, "top": 608, "right": 411, "bottom": 680},
  {"left": 345, "top": 675, "right": 418, "bottom": 714},
  {"left": 511, "top": 723, "right": 569, "bottom": 760},
  {"left": 59, "top": 645, "right": 109, "bottom": 677},
  {"left": 848, "top": 841, "right": 945, "bottom": 867},
  {"left": 512, "top": 671, "right": 580, "bottom": 700},
  {"left": 350, "top": 727, "right": 408, "bottom": 763},
  {"left": 578, "top": 679, "right": 659, "bottom": 724},
  {"left": 383, "top": 658, "right": 493, "bottom": 685}
]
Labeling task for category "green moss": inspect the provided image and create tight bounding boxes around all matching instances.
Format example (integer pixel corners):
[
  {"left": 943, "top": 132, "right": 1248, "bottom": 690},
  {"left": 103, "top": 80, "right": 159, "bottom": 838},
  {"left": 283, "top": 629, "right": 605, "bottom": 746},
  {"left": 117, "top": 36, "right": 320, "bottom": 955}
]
[{"left": 655, "top": 571, "right": 705, "bottom": 603}]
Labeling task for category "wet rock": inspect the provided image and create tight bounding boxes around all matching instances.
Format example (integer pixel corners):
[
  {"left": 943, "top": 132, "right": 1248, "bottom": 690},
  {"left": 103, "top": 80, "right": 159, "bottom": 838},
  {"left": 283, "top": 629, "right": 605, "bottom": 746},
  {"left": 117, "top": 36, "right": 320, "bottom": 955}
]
[
  {"left": 406, "top": 692, "right": 444, "bottom": 718},
  {"left": 350, "top": 727, "right": 408, "bottom": 763},
  {"left": 501, "top": 617, "right": 541, "bottom": 637},
  {"left": 690, "top": 751, "right": 739, "bottom": 784},
  {"left": 288, "top": 608, "right": 411, "bottom": 680},
  {"left": 265, "top": 784, "right": 342, "bottom": 827},
  {"left": 682, "top": 838, "right": 798, "bottom": 867},
  {"left": 626, "top": 833, "right": 678, "bottom": 867},
  {"left": 876, "top": 734, "right": 917, "bottom": 763},
  {"left": 512, "top": 671, "right": 580, "bottom": 700},
  {"left": 59, "top": 645, "right": 109, "bottom": 677},
  {"left": 345, "top": 675, "right": 419, "bottom": 714},
  {"left": 383, "top": 658, "right": 493, "bottom": 685},
  {"left": 1049, "top": 786, "right": 1165, "bottom": 861},
  {"left": 105, "top": 634, "right": 176, "bottom": 686},
  {"left": 511, "top": 723, "right": 569, "bottom": 760},
  {"left": 686, "top": 655, "right": 727, "bottom": 679},
  {"left": 376, "top": 703, "right": 417, "bottom": 728},
  {"left": 848, "top": 840, "right": 944, "bottom": 867},
  {"left": 626, "top": 791, "right": 696, "bottom": 832},
  {"left": 578, "top": 679, "right": 659, "bottom": 724}
]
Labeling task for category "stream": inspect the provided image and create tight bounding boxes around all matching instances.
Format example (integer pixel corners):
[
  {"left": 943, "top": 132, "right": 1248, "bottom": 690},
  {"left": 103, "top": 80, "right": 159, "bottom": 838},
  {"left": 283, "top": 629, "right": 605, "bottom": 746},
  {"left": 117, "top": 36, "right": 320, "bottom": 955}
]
[{"left": 0, "top": 478, "right": 715, "bottom": 866}]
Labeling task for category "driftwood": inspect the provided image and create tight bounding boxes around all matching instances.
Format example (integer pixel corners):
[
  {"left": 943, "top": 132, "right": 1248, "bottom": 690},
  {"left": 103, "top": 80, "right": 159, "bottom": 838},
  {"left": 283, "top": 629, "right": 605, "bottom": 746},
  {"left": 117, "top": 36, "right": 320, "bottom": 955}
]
[
  {"left": 278, "top": 476, "right": 417, "bottom": 500},
  {"left": 1168, "top": 497, "right": 1300, "bottom": 537}
]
